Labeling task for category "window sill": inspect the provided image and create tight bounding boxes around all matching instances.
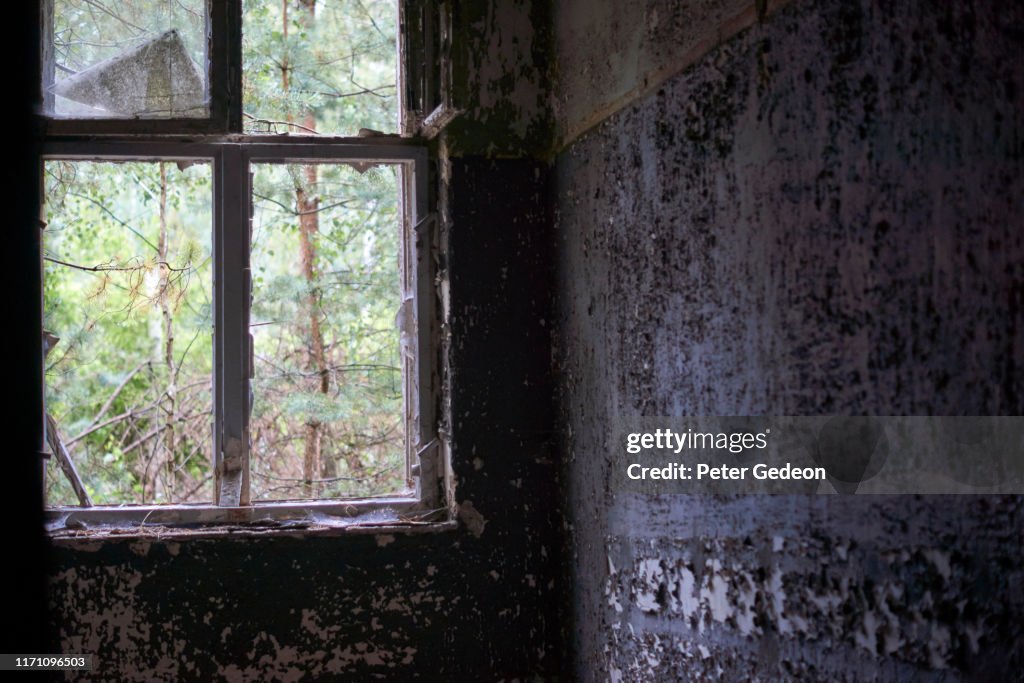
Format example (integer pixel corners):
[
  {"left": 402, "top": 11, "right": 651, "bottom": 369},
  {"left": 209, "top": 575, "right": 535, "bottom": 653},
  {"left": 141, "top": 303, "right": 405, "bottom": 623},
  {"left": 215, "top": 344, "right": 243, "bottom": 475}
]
[{"left": 46, "top": 495, "right": 453, "bottom": 542}]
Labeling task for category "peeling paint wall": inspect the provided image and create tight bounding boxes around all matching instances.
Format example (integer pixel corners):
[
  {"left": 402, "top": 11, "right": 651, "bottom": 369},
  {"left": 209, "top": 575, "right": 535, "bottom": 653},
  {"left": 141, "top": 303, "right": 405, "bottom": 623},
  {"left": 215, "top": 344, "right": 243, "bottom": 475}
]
[
  {"left": 39, "top": 0, "right": 1024, "bottom": 678},
  {"left": 446, "top": 0, "right": 554, "bottom": 157},
  {"left": 551, "top": 0, "right": 793, "bottom": 148},
  {"left": 555, "top": 0, "right": 1024, "bottom": 680},
  {"left": 596, "top": 496, "right": 1023, "bottom": 680}
]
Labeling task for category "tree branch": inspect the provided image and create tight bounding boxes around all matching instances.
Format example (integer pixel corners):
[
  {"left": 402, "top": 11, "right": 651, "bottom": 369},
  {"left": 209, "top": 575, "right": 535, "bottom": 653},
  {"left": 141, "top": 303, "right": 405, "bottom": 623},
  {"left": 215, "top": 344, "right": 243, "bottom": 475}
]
[
  {"left": 44, "top": 255, "right": 196, "bottom": 274},
  {"left": 66, "top": 404, "right": 157, "bottom": 448},
  {"left": 78, "top": 361, "right": 150, "bottom": 437},
  {"left": 64, "top": 190, "right": 159, "bottom": 252},
  {"left": 243, "top": 113, "right": 320, "bottom": 134},
  {"left": 297, "top": 84, "right": 395, "bottom": 99},
  {"left": 78, "top": 0, "right": 147, "bottom": 32},
  {"left": 253, "top": 193, "right": 353, "bottom": 216}
]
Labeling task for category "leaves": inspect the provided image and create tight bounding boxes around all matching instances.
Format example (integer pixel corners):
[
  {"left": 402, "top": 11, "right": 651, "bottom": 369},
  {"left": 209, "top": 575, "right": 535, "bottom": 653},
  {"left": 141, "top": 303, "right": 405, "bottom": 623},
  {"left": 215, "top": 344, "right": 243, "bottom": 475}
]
[
  {"left": 250, "top": 162, "right": 404, "bottom": 500},
  {"left": 242, "top": 0, "right": 398, "bottom": 135},
  {"left": 44, "top": 161, "right": 214, "bottom": 506}
]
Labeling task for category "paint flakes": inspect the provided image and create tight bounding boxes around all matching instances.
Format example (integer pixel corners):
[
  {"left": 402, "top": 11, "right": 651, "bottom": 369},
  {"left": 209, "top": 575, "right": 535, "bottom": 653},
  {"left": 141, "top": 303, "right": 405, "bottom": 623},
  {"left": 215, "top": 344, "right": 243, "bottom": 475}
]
[{"left": 457, "top": 500, "right": 487, "bottom": 537}]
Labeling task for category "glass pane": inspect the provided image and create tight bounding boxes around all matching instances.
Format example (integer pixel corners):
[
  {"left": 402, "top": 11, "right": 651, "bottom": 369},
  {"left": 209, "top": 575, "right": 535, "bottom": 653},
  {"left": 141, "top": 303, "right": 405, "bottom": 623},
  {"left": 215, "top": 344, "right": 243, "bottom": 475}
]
[
  {"left": 250, "top": 162, "right": 405, "bottom": 500},
  {"left": 43, "top": 161, "right": 213, "bottom": 506},
  {"left": 46, "top": 1, "right": 209, "bottom": 118},
  {"left": 243, "top": 0, "right": 397, "bottom": 135}
]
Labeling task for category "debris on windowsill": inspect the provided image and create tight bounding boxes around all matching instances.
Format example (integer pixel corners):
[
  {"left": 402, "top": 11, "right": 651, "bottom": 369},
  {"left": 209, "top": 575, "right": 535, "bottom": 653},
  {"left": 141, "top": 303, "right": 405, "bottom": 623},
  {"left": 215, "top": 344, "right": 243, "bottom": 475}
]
[
  {"left": 46, "top": 505, "right": 453, "bottom": 542},
  {"left": 357, "top": 128, "right": 401, "bottom": 137}
]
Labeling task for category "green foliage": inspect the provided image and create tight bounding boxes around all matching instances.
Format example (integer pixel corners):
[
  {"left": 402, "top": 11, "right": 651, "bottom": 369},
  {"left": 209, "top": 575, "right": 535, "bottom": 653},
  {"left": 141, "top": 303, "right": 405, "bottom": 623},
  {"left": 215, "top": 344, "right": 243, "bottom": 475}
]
[
  {"left": 250, "top": 162, "right": 404, "bottom": 499},
  {"left": 242, "top": 0, "right": 398, "bottom": 135},
  {"left": 53, "top": 0, "right": 206, "bottom": 72},
  {"left": 44, "top": 161, "right": 214, "bottom": 505}
]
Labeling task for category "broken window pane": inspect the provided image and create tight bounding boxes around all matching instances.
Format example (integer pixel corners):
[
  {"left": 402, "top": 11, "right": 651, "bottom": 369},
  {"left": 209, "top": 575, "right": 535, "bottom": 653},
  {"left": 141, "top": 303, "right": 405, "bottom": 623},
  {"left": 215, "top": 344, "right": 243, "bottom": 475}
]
[
  {"left": 43, "top": 161, "right": 213, "bottom": 506},
  {"left": 242, "top": 0, "right": 397, "bottom": 135},
  {"left": 46, "top": 1, "right": 209, "bottom": 118},
  {"left": 250, "top": 162, "right": 405, "bottom": 500}
]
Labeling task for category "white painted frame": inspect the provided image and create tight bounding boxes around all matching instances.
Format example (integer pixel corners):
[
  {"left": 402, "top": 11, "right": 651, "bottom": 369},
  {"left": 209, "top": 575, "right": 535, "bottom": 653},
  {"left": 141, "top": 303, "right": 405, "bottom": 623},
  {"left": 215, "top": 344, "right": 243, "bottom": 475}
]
[{"left": 41, "top": 142, "right": 438, "bottom": 529}]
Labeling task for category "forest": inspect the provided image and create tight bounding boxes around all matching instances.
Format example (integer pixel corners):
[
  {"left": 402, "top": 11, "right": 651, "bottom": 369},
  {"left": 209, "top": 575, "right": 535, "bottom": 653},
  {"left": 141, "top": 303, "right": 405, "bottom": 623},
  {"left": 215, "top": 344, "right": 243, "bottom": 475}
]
[{"left": 43, "top": 0, "right": 405, "bottom": 506}]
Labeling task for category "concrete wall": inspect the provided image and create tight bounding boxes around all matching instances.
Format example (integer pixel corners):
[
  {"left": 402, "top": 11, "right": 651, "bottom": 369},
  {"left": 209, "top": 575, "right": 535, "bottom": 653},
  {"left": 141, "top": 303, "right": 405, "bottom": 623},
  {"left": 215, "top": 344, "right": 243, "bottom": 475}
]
[
  {"left": 554, "top": 0, "right": 1024, "bottom": 679},
  {"left": 552, "top": 0, "right": 791, "bottom": 149}
]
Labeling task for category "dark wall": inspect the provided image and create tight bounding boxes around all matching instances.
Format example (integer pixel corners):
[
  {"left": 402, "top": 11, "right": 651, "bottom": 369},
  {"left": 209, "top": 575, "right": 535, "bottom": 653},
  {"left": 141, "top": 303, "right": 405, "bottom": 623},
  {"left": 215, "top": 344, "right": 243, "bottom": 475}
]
[
  {"left": 38, "top": 0, "right": 1024, "bottom": 679},
  {"left": 554, "top": 0, "right": 1024, "bottom": 679},
  {"left": 10, "top": 0, "right": 48, "bottom": 657}
]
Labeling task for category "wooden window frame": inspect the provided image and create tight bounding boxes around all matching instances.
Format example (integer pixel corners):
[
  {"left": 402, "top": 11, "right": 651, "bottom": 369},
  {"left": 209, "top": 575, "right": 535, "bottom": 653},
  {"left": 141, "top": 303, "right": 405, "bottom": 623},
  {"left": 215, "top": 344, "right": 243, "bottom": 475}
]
[{"left": 37, "top": 1, "right": 446, "bottom": 533}]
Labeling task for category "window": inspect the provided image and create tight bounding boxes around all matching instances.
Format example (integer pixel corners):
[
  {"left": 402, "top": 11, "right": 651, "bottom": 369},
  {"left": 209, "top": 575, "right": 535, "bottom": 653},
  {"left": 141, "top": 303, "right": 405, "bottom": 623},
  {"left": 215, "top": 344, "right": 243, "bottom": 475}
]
[{"left": 38, "top": 0, "right": 442, "bottom": 531}]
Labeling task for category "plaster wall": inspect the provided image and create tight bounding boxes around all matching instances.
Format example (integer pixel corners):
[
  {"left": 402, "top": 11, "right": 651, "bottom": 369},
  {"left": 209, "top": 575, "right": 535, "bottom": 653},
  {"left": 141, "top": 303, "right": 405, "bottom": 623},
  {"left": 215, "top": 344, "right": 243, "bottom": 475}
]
[{"left": 554, "top": 0, "right": 1024, "bottom": 679}]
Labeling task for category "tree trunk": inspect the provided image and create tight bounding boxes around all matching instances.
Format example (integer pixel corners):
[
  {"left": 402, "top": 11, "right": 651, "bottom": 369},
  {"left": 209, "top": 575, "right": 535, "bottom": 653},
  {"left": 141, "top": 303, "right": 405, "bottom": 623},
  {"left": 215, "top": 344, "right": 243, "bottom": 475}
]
[
  {"left": 283, "top": 0, "right": 330, "bottom": 497},
  {"left": 158, "top": 161, "right": 176, "bottom": 500},
  {"left": 296, "top": 157, "right": 328, "bottom": 496}
]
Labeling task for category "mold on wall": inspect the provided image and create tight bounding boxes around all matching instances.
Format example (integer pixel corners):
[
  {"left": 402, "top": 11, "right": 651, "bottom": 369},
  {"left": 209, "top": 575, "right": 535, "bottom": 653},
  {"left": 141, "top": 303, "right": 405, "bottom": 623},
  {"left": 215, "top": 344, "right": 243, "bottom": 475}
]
[
  {"left": 551, "top": 0, "right": 795, "bottom": 149},
  {"left": 51, "top": 528, "right": 553, "bottom": 679},
  {"left": 599, "top": 496, "right": 1023, "bottom": 680},
  {"left": 555, "top": 0, "right": 1024, "bottom": 679}
]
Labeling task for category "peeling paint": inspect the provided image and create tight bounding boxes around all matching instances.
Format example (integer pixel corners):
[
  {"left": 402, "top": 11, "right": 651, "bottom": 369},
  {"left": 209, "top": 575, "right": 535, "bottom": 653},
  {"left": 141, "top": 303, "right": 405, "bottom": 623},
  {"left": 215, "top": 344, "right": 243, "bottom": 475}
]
[
  {"left": 457, "top": 500, "right": 488, "bottom": 537},
  {"left": 447, "top": 0, "right": 553, "bottom": 157}
]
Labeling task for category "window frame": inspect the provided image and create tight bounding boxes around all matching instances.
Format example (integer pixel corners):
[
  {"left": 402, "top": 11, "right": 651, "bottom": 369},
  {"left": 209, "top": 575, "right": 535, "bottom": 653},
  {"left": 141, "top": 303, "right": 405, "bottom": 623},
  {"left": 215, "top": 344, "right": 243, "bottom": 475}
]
[{"left": 37, "top": 1, "right": 446, "bottom": 532}]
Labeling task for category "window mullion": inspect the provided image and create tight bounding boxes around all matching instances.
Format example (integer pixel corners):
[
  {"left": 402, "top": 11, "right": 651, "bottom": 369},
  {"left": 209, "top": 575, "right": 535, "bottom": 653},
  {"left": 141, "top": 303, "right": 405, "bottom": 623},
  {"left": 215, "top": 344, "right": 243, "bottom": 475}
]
[
  {"left": 217, "top": 0, "right": 244, "bottom": 132},
  {"left": 214, "top": 145, "right": 251, "bottom": 506}
]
